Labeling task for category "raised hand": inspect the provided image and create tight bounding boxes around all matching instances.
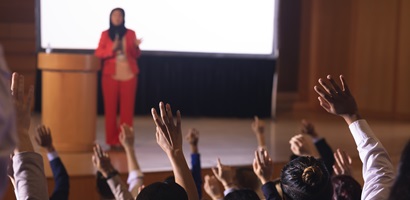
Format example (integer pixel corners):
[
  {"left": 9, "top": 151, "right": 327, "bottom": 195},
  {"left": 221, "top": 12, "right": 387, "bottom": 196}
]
[
  {"left": 186, "top": 128, "right": 199, "bottom": 153},
  {"left": 333, "top": 148, "right": 353, "bottom": 176},
  {"left": 35, "top": 125, "right": 55, "bottom": 152},
  {"left": 211, "top": 158, "right": 235, "bottom": 189},
  {"left": 151, "top": 102, "right": 199, "bottom": 200},
  {"left": 11, "top": 72, "right": 34, "bottom": 153},
  {"left": 253, "top": 148, "right": 274, "bottom": 184},
  {"left": 204, "top": 175, "right": 223, "bottom": 200},
  {"left": 251, "top": 116, "right": 265, "bottom": 134},
  {"left": 314, "top": 75, "right": 361, "bottom": 124},
  {"left": 289, "top": 134, "right": 320, "bottom": 158},
  {"left": 300, "top": 119, "right": 318, "bottom": 138},
  {"left": 251, "top": 116, "right": 266, "bottom": 149},
  {"left": 92, "top": 144, "right": 116, "bottom": 178},
  {"left": 151, "top": 102, "right": 183, "bottom": 155},
  {"left": 11, "top": 72, "right": 34, "bottom": 133},
  {"left": 135, "top": 38, "right": 143, "bottom": 46},
  {"left": 119, "top": 124, "right": 135, "bottom": 150}
]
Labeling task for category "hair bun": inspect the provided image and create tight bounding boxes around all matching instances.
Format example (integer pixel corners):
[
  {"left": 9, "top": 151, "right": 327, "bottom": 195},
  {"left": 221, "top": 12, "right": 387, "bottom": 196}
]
[{"left": 302, "top": 166, "right": 323, "bottom": 187}]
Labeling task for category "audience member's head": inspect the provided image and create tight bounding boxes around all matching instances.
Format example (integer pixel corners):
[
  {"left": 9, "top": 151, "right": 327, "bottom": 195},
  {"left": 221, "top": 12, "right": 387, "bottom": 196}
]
[
  {"left": 389, "top": 140, "right": 410, "bottom": 200},
  {"left": 331, "top": 175, "right": 361, "bottom": 200},
  {"left": 224, "top": 189, "right": 260, "bottom": 200},
  {"left": 281, "top": 156, "right": 333, "bottom": 200},
  {"left": 96, "top": 172, "right": 115, "bottom": 200},
  {"left": 235, "top": 167, "right": 259, "bottom": 191},
  {"left": 136, "top": 182, "right": 188, "bottom": 200}
]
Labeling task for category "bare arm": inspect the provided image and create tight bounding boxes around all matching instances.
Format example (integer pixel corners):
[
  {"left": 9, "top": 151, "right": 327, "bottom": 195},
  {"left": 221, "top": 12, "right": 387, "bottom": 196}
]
[
  {"left": 151, "top": 102, "right": 199, "bottom": 200},
  {"left": 119, "top": 124, "right": 143, "bottom": 196},
  {"left": 251, "top": 116, "right": 266, "bottom": 149}
]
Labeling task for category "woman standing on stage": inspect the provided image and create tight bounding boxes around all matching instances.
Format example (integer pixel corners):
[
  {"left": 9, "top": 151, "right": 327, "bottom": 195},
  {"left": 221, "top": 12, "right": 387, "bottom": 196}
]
[{"left": 95, "top": 8, "right": 142, "bottom": 150}]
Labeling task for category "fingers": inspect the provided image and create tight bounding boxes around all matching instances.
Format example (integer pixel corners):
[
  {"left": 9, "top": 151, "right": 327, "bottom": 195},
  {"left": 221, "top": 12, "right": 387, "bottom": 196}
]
[
  {"left": 11, "top": 73, "right": 19, "bottom": 98},
  {"left": 314, "top": 85, "right": 332, "bottom": 103},
  {"left": 166, "top": 103, "right": 175, "bottom": 126},
  {"left": 327, "top": 75, "right": 342, "bottom": 94},
  {"left": 176, "top": 110, "right": 181, "bottom": 130},
  {"left": 254, "top": 116, "right": 259, "bottom": 124},
  {"left": 318, "top": 78, "right": 337, "bottom": 96},
  {"left": 159, "top": 102, "right": 169, "bottom": 125},
  {"left": 340, "top": 75, "right": 351, "bottom": 95},
  {"left": 151, "top": 108, "right": 167, "bottom": 134},
  {"left": 17, "top": 74, "right": 24, "bottom": 102}
]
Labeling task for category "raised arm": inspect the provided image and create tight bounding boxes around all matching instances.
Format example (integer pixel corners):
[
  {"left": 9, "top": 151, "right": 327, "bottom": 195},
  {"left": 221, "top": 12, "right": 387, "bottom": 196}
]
[
  {"left": 251, "top": 116, "right": 266, "bottom": 149},
  {"left": 119, "top": 124, "right": 144, "bottom": 197},
  {"left": 333, "top": 148, "right": 353, "bottom": 176},
  {"left": 11, "top": 72, "right": 49, "bottom": 200},
  {"left": 300, "top": 119, "right": 335, "bottom": 174},
  {"left": 151, "top": 102, "right": 199, "bottom": 200},
  {"left": 252, "top": 149, "right": 280, "bottom": 200},
  {"left": 35, "top": 125, "right": 70, "bottom": 200},
  {"left": 211, "top": 158, "right": 236, "bottom": 195},
  {"left": 186, "top": 128, "right": 202, "bottom": 198},
  {"left": 314, "top": 75, "right": 395, "bottom": 200},
  {"left": 203, "top": 175, "right": 224, "bottom": 200},
  {"left": 289, "top": 134, "right": 320, "bottom": 159},
  {"left": 92, "top": 144, "right": 133, "bottom": 200}
]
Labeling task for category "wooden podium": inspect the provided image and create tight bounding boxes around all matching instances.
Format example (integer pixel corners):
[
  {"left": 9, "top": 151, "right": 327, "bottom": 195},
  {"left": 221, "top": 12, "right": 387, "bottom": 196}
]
[{"left": 38, "top": 53, "right": 100, "bottom": 152}]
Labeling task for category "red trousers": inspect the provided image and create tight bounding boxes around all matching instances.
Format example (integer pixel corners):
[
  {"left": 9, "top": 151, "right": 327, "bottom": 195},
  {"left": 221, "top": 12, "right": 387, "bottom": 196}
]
[{"left": 102, "top": 75, "right": 137, "bottom": 145}]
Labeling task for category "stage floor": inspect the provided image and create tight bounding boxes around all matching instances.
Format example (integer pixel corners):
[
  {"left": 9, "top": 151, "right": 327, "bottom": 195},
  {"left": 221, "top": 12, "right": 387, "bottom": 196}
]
[{"left": 30, "top": 110, "right": 410, "bottom": 181}]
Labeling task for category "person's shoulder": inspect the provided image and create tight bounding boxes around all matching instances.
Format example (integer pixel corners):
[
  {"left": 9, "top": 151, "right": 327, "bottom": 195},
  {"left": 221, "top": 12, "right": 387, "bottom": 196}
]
[{"left": 101, "top": 30, "right": 110, "bottom": 35}]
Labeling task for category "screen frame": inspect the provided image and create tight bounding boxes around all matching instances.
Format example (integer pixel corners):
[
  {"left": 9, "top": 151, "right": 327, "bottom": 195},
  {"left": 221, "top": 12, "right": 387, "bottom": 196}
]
[{"left": 35, "top": 0, "right": 279, "bottom": 59}]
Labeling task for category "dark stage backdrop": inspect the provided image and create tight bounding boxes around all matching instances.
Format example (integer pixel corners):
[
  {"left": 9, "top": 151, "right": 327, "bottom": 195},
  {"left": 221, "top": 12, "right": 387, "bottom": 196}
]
[{"left": 35, "top": 56, "right": 276, "bottom": 118}]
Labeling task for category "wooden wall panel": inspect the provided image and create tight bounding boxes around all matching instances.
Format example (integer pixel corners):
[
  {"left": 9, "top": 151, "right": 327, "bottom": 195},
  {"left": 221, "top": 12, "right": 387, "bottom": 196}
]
[
  {"left": 0, "top": 1, "right": 35, "bottom": 23},
  {"left": 0, "top": 23, "right": 35, "bottom": 39},
  {"left": 396, "top": 0, "right": 410, "bottom": 118},
  {"left": 296, "top": 0, "right": 410, "bottom": 118},
  {"left": 297, "top": 0, "right": 354, "bottom": 109},
  {"left": 350, "top": 0, "right": 398, "bottom": 114}
]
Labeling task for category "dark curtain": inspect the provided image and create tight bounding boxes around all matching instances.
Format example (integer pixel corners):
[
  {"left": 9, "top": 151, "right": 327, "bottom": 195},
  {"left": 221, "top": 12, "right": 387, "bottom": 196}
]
[{"left": 36, "top": 55, "right": 276, "bottom": 118}]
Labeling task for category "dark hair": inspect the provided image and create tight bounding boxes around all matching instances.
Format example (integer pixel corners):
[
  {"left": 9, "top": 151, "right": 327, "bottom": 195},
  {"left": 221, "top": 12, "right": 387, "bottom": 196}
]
[
  {"left": 224, "top": 189, "right": 260, "bottom": 200},
  {"left": 331, "top": 175, "right": 362, "bottom": 200},
  {"left": 136, "top": 182, "right": 188, "bottom": 200},
  {"left": 281, "top": 156, "right": 333, "bottom": 200},
  {"left": 235, "top": 167, "right": 259, "bottom": 191},
  {"left": 108, "top": 8, "right": 127, "bottom": 41},
  {"left": 389, "top": 140, "right": 410, "bottom": 200},
  {"left": 96, "top": 171, "right": 115, "bottom": 199}
]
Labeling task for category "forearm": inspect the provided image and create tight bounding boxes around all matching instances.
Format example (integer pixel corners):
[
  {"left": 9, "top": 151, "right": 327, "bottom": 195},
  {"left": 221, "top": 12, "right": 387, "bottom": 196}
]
[
  {"left": 169, "top": 152, "right": 199, "bottom": 200},
  {"left": 190, "top": 144, "right": 198, "bottom": 154},
  {"left": 107, "top": 175, "right": 134, "bottom": 200},
  {"left": 125, "top": 147, "right": 141, "bottom": 172},
  {"left": 255, "top": 133, "right": 266, "bottom": 148},
  {"left": 15, "top": 129, "right": 34, "bottom": 153}
]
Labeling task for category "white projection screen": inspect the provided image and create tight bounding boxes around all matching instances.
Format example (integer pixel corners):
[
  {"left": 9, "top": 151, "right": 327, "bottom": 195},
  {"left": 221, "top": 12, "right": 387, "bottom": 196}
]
[{"left": 36, "top": 0, "right": 278, "bottom": 58}]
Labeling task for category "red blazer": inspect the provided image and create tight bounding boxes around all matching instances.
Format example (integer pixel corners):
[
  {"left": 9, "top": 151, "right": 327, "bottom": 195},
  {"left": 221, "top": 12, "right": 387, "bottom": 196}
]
[{"left": 95, "top": 29, "right": 141, "bottom": 75}]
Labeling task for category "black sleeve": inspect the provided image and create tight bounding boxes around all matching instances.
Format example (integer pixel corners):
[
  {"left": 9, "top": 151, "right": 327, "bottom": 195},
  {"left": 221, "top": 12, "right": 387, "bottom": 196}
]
[
  {"left": 315, "top": 138, "right": 335, "bottom": 175},
  {"left": 261, "top": 182, "right": 282, "bottom": 200}
]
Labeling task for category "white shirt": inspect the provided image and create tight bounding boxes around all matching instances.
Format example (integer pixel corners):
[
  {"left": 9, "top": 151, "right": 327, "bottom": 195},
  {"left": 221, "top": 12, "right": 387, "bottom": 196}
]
[{"left": 349, "top": 119, "right": 395, "bottom": 200}]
